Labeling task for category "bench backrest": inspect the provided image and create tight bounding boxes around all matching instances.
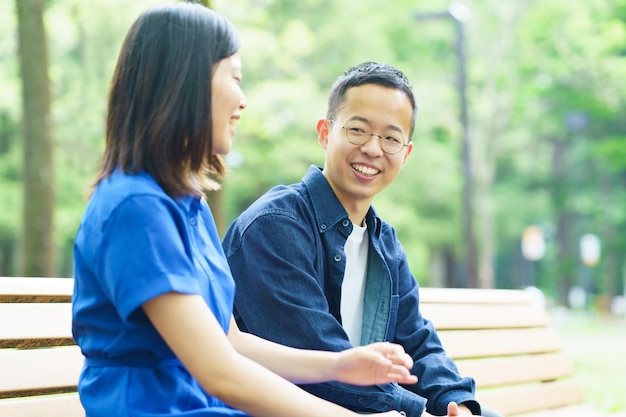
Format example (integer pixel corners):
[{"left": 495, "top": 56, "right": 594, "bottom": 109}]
[
  {"left": 0, "top": 278, "right": 590, "bottom": 417},
  {"left": 419, "top": 287, "right": 589, "bottom": 416},
  {"left": 0, "top": 277, "right": 84, "bottom": 417}
]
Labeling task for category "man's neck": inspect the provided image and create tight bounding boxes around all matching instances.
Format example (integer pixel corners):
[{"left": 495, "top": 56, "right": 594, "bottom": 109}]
[{"left": 336, "top": 195, "right": 371, "bottom": 226}]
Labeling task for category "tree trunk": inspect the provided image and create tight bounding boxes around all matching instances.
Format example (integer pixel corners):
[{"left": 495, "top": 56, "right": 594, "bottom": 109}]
[
  {"left": 553, "top": 138, "right": 574, "bottom": 306},
  {"left": 190, "top": 0, "right": 227, "bottom": 235},
  {"left": 470, "top": 3, "right": 528, "bottom": 289},
  {"left": 16, "top": 0, "right": 55, "bottom": 276},
  {"left": 428, "top": 250, "right": 446, "bottom": 288},
  {"left": 206, "top": 185, "right": 225, "bottom": 237}
]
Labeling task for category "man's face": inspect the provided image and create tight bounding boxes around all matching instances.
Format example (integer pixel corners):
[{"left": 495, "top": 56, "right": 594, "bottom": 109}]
[{"left": 318, "top": 83, "right": 414, "bottom": 211}]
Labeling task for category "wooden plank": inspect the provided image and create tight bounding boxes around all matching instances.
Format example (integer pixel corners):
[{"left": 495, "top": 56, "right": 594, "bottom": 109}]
[
  {"left": 0, "top": 281, "right": 592, "bottom": 417},
  {"left": 0, "top": 277, "right": 73, "bottom": 303},
  {"left": 0, "top": 303, "right": 74, "bottom": 348},
  {"left": 438, "top": 328, "right": 563, "bottom": 359},
  {"left": 456, "top": 353, "right": 576, "bottom": 388},
  {"left": 421, "top": 303, "right": 550, "bottom": 330},
  {"left": 512, "top": 403, "right": 605, "bottom": 417},
  {"left": 420, "top": 287, "right": 544, "bottom": 305},
  {"left": 476, "top": 379, "right": 585, "bottom": 415},
  {"left": 0, "top": 346, "right": 83, "bottom": 396},
  {"left": 0, "top": 393, "right": 84, "bottom": 417}
]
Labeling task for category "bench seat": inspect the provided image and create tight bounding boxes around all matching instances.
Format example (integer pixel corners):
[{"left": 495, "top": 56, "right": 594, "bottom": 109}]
[
  {"left": 0, "top": 277, "right": 83, "bottom": 417},
  {"left": 0, "top": 277, "right": 601, "bottom": 417},
  {"left": 420, "top": 287, "right": 596, "bottom": 417}
]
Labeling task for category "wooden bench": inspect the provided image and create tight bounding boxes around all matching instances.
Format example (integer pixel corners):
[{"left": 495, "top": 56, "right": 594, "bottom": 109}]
[
  {"left": 0, "top": 276, "right": 84, "bottom": 417},
  {"left": 420, "top": 287, "right": 599, "bottom": 417},
  {"left": 0, "top": 277, "right": 597, "bottom": 417}
]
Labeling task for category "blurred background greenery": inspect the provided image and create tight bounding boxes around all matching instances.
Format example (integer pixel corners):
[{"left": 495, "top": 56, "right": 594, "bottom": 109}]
[
  {"left": 555, "top": 311, "right": 626, "bottom": 414},
  {"left": 0, "top": 4, "right": 626, "bottom": 290},
  {"left": 3, "top": 2, "right": 626, "bottom": 309},
  {"left": 3, "top": 0, "right": 626, "bottom": 413}
]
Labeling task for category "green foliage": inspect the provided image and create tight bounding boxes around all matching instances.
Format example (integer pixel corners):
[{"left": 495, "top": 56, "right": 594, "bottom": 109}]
[
  {"left": 0, "top": 146, "right": 21, "bottom": 240},
  {"left": 593, "top": 136, "right": 626, "bottom": 172},
  {"left": 1, "top": 0, "right": 161, "bottom": 275},
  {"left": 2, "top": 0, "right": 626, "bottom": 299}
]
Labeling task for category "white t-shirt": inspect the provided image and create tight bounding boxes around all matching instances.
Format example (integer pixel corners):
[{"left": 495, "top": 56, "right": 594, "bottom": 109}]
[{"left": 341, "top": 222, "right": 368, "bottom": 346}]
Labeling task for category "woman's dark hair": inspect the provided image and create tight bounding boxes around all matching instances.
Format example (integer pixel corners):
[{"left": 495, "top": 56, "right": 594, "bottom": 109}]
[
  {"left": 91, "top": 2, "right": 240, "bottom": 197},
  {"left": 327, "top": 61, "right": 418, "bottom": 140}
]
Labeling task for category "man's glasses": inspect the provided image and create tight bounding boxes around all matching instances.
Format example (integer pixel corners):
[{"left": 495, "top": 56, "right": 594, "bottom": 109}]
[{"left": 328, "top": 119, "right": 408, "bottom": 155}]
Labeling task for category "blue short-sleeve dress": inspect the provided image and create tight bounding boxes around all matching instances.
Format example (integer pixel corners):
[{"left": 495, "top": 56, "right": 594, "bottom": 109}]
[{"left": 72, "top": 171, "right": 249, "bottom": 417}]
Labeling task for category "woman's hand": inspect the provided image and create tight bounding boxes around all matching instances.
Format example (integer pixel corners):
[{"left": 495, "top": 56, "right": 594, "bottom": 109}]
[{"left": 332, "top": 342, "right": 418, "bottom": 386}]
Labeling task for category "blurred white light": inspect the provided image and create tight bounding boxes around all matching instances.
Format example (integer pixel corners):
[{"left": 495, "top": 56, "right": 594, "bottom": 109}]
[
  {"left": 580, "top": 233, "right": 601, "bottom": 267},
  {"left": 448, "top": 1, "right": 470, "bottom": 22},
  {"left": 568, "top": 286, "right": 586, "bottom": 309},
  {"left": 225, "top": 150, "right": 244, "bottom": 169},
  {"left": 521, "top": 226, "right": 545, "bottom": 261}
]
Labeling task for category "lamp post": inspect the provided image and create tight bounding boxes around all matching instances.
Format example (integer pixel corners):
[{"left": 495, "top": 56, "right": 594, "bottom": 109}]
[{"left": 415, "top": 2, "right": 476, "bottom": 287}]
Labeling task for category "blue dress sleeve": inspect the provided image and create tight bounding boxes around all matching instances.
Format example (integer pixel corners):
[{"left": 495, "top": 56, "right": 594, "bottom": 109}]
[{"left": 95, "top": 194, "right": 201, "bottom": 323}]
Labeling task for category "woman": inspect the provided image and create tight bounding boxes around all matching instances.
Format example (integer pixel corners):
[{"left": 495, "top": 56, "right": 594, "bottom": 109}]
[{"left": 71, "top": 3, "right": 417, "bottom": 417}]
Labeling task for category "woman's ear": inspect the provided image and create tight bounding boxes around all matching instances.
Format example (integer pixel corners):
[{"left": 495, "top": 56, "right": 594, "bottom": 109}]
[{"left": 317, "top": 119, "right": 330, "bottom": 150}]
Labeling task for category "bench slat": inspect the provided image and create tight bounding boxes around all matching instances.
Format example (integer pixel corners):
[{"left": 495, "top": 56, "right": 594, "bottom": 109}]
[
  {"left": 438, "top": 328, "right": 563, "bottom": 359},
  {"left": 0, "top": 393, "right": 84, "bottom": 417},
  {"left": 421, "top": 303, "right": 550, "bottom": 329},
  {"left": 513, "top": 403, "right": 604, "bottom": 417},
  {"left": 0, "top": 346, "right": 83, "bottom": 397},
  {"left": 0, "top": 303, "right": 74, "bottom": 348},
  {"left": 419, "top": 287, "right": 543, "bottom": 305},
  {"left": 476, "top": 379, "right": 585, "bottom": 415},
  {"left": 456, "top": 353, "right": 576, "bottom": 387},
  {"left": 0, "top": 277, "right": 73, "bottom": 303},
  {"left": 0, "top": 279, "right": 592, "bottom": 417}
]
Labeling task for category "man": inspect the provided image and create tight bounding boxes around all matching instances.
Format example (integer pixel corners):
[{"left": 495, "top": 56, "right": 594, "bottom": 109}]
[{"left": 222, "top": 62, "right": 496, "bottom": 417}]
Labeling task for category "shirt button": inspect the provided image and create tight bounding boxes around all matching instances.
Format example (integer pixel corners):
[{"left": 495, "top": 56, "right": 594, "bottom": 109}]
[
  {"left": 190, "top": 217, "right": 197, "bottom": 226},
  {"left": 320, "top": 224, "right": 327, "bottom": 230},
  {"left": 342, "top": 219, "right": 350, "bottom": 227},
  {"left": 334, "top": 254, "right": 341, "bottom": 262}
]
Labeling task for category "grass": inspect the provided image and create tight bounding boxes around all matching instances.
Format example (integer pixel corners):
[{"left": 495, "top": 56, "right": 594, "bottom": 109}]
[{"left": 550, "top": 308, "right": 626, "bottom": 415}]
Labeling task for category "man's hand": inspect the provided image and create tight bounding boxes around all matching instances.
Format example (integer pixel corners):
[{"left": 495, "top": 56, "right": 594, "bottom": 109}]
[
  {"left": 447, "top": 402, "right": 473, "bottom": 415},
  {"left": 333, "top": 342, "right": 418, "bottom": 386},
  {"left": 423, "top": 402, "right": 479, "bottom": 417}
]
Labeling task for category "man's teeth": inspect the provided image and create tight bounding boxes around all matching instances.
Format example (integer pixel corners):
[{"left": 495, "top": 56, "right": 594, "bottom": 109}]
[{"left": 353, "top": 164, "right": 379, "bottom": 176}]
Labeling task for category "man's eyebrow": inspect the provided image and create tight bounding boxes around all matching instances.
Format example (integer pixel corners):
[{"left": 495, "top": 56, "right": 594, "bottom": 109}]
[{"left": 346, "top": 115, "right": 404, "bottom": 134}]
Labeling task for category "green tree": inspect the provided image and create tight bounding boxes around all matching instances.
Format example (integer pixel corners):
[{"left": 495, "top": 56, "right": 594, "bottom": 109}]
[
  {"left": 182, "top": 0, "right": 230, "bottom": 235},
  {"left": 15, "top": 0, "right": 54, "bottom": 276},
  {"left": 3, "top": 0, "right": 626, "bottom": 302},
  {"left": 497, "top": 0, "right": 626, "bottom": 304}
]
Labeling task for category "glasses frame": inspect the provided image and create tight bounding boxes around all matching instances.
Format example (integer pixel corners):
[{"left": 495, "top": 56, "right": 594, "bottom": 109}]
[{"left": 328, "top": 119, "right": 408, "bottom": 155}]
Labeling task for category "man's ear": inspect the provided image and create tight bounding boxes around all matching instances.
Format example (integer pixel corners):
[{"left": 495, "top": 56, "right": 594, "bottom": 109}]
[
  {"left": 402, "top": 141, "right": 414, "bottom": 165},
  {"left": 317, "top": 119, "right": 330, "bottom": 150}
]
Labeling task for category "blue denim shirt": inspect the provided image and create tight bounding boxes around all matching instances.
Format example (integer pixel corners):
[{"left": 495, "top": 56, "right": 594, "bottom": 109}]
[{"left": 223, "top": 166, "right": 479, "bottom": 417}]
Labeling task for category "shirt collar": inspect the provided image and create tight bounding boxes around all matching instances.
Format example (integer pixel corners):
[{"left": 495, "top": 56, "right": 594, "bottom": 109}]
[
  {"left": 302, "top": 165, "right": 382, "bottom": 237},
  {"left": 176, "top": 193, "right": 202, "bottom": 215}
]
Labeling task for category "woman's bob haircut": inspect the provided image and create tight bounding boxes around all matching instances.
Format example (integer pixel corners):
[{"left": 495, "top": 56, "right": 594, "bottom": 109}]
[{"left": 92, "top": 2, "right": 240, "bottom": 197}]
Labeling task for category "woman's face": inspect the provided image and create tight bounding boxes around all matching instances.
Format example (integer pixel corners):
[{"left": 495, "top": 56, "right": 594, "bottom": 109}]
[{"left": 211, "top": 51, "right": 246, "bottom": 155}]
